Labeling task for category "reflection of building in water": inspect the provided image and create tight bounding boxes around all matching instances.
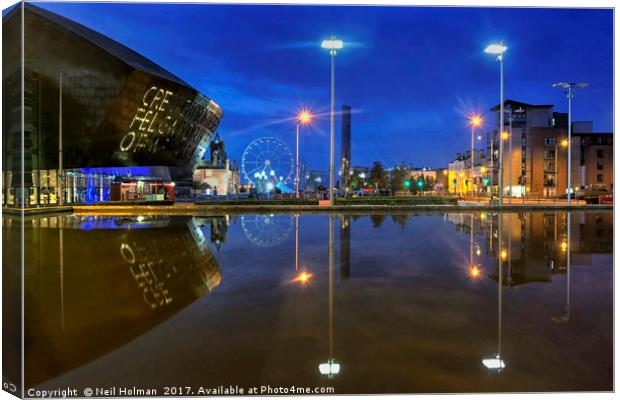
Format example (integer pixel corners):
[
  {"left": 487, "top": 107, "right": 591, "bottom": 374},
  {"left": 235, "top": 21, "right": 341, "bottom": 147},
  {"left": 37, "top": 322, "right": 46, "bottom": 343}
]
[
  {"left": 339, "top": 216, "right": 351, "bottom": 281},
  {"left": 447, "top": 212, "right": 612, "bottom": 287},
  {"left": 12, "top": 215, "right": 222, "bottom": 386},
  {"left": 188, "top": 216, "right": 229, "bottom": 251}
]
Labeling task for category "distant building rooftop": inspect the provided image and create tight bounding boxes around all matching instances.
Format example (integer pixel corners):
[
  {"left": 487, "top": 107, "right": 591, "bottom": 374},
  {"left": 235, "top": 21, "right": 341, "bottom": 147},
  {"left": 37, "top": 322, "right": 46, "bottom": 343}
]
[{"left": 490, "top": 99, "right": 554, "bottom": 112}]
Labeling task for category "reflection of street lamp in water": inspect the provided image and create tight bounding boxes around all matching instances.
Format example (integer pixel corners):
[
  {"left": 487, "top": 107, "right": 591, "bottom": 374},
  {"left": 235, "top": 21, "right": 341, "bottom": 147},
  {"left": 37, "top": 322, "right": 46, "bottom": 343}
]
[
  {"left": 319, "top": 215, "right": 340, "bottom": 378},
  {"left": 482, "top": 213, "right": 506, "bottom": 372},
  {"left": 293, "top": 213, "right": 313, "bottom": 286},
  {"left": 552, "top": 211, "right": 571, "bottom": 323}
]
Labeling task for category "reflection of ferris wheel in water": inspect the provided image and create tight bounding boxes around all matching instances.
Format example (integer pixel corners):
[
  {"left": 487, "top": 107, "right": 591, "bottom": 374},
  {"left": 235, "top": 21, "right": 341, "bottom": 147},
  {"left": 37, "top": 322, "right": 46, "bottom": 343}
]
[
  {"left": 241, "top": 214, "right": 293, "bottom": 247},
  {"left": 242, "top": 137, "right": 294, "bottom": 191}
]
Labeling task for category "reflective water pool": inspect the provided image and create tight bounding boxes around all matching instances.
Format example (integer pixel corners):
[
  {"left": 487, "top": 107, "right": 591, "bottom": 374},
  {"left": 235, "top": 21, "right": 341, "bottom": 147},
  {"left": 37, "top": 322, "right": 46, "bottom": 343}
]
[{"left": 4, "top": 211, "right": 613, "bottom": 394}]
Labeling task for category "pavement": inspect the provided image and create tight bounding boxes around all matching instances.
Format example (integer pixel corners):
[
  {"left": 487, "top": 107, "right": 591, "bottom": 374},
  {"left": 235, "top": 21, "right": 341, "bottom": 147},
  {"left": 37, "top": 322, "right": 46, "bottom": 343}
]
[{"left": 3, "top": 199, "right": 610, "bottom": 217}]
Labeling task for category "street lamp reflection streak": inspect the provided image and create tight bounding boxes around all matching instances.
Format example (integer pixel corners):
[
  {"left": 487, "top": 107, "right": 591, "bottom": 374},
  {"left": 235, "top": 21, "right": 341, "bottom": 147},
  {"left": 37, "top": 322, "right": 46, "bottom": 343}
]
[{"left": 319, "top": 215, "right": 340, "bottom": 378}]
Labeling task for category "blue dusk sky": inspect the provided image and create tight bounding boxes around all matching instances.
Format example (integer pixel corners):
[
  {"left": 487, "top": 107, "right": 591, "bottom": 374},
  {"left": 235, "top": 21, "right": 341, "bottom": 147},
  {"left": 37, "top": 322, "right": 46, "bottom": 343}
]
[{"left": 35, "top": 2, "right": 613, "bottom": 170}]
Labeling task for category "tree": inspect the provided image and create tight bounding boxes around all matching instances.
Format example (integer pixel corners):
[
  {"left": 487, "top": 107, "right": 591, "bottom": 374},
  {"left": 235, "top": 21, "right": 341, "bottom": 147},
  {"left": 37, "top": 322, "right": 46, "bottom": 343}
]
[
  {"left": 391, "top": 213, "right": 412, "bottom": 229},
  {"left": 349, "top": 175, "right": 361, "bottom": 191},
  {"left": 390, "top": 165, "right": 410, "bottom": 195},
  {"left": 369, "top": 161, "right": 388, "bottom": 191},
  {"left": 370, "top": 214, "right": 387, "bottom": 228}
]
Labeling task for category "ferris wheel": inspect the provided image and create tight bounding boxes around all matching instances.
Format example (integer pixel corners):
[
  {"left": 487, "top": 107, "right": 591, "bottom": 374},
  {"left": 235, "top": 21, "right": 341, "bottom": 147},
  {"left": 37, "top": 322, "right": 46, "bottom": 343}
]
[
  {"left": 241, "top": 137, "right": 294, "bottom": 192},
  {"left": 241, "top": 214, "right": 293, "bottom": 247}
]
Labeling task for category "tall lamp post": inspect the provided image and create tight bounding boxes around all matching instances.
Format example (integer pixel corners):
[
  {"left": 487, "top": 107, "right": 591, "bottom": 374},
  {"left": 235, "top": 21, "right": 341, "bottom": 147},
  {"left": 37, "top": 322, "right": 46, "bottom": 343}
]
[
  {"left": 555, "top": 139, "right": 569, "bottom": 197},
  {"left": 321, "top": 36, "right": 344, "bottom": 206},
  {"left": 552, "top": 82, "right": 588, "bottom": 206},
  {"left": 58, "top": 71, "right": 64, "bottom": 206},
  {"left": 295, "top": 111, "right": 313, "bottom": 199},
  {"left": 468, "top": 115, "right": 483, "bottom": 198},
  {"left": 485, "top": 42, "right": 507, "bottom": 206}
]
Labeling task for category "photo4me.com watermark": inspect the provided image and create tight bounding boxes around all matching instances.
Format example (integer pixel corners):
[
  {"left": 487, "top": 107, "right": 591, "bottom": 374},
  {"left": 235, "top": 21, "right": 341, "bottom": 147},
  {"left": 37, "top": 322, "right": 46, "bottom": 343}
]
[{"left": 25, "top": 385, "right": 336, "bottom": 397}]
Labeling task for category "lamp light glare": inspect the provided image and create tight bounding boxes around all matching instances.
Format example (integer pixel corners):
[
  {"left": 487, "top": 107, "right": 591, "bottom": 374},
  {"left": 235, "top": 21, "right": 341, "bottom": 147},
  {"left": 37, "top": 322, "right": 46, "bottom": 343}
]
[
  {"left": 484, "top": 44, "right": 507, "bottom": 55},
  {"left": 319, "top": 360, "right": 341, "bottom": 376},
  {"left": 321, "top": 39, "right": 344, "bottom": 50},
  {"left": 482, "top": 356, "right": 506, "bottom": 370},
  {"left": 469, "top": 114, "right": 483, "bottom": 128}
]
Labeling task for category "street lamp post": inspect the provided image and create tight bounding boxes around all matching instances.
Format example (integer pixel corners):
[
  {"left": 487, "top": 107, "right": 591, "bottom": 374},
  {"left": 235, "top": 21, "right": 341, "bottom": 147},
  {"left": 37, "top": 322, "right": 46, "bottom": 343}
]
[
  {"left": 485, "top": 42, "right": 507, "bottom": 206},
  {"left": 469, "top": 115, "right": 483, "bottom": 198},
  {"left": 555, "top": 139, "right": 568, "bottom": 197},
  {"left": 553, "top": 82, "right": 588, "bottom": 206},
  {"left": 321, "top": 36, "right": 344, "bottom": 206},
  {"left": 295, "top": 111, "right": 313, "bottom": 199},
  {"left": 58, "top": 71, "right": 64, "bottom": 206},
  {"left": 507, "top": 109, "right": 513, "bottom": 203}
]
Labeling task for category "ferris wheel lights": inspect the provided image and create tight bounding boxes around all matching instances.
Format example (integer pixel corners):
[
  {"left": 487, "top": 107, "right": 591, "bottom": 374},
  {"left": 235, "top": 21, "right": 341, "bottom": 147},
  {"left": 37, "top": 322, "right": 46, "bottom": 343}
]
[{"left": 242, "top": 137, "right": 294, "bottom": 193}]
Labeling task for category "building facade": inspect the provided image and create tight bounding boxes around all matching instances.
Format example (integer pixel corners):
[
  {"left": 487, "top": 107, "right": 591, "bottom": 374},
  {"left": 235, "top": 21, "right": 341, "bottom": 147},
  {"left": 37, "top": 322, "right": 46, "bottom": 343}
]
[
  {"left": 447, "top": 150, "right": 486, "bottom": 195},
  {"left": 487, "top": 99, "right": 613, "bottom": 197},
  {"left": 575, "top": 133, "right": 613, "bottom": 191},
  {"left": 192, "top": 133, "right": 240, "bottom": 196},
  {"left": 3, "top": 3, "right": 222, "bottom": 207}
]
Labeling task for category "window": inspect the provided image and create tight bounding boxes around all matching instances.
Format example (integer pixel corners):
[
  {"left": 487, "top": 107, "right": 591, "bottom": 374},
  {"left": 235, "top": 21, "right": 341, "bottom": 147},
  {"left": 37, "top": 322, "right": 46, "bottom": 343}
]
[
  {"left": 597, "top": 149, "right": 604, "bottom": 158},
  {"left": 544, "top": 149, "right": 556, "bottom": 159},
  {"left": 597, "top": 174, "right": 604, "bottom": 182},
  {"left": 544, "top": 161, "right": 555, "bottom": 172},
  {"left": 544, "top": 137, "right": 557, "bottom": 147},
  {"left": 597, "top": 161, "right": 604, "bottom": 170}
]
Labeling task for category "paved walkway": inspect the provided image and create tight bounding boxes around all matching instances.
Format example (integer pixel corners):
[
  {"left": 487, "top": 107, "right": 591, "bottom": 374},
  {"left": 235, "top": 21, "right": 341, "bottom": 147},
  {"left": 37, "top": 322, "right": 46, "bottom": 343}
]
[{"left": 4, "top": 201, "right": 610, "bottom": 217}]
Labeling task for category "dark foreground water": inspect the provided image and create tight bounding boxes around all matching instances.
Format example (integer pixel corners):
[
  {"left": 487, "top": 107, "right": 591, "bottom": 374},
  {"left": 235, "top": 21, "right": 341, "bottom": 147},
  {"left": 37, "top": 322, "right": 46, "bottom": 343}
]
[{"left": 3, "top": 211, "right": 613, "bottom": 394}]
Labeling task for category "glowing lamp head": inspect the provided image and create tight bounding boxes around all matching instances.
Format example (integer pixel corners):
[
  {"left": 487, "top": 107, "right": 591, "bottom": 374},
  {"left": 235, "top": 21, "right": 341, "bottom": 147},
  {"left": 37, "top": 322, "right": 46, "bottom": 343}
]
[
  {"left": 469, "top": 265, "right": 481, "bottom": 279},
  {"left": 561, "top": 139, "right": 569, "bottom": 148},
  {"left": 501, "top": 249, "right": 508, "bottom": 260},
  {"left": 321, "top": 38, "right": 344, "bottom": 50},
  {"left": 298, "top": 110, "right": 313, "bottom": 125},
  {"left": 501, "top": 131, "right": 510, "bottom": 140},
  {"left": 484, "top": 43, "right": 507, "bottom": 55},
  {"left": 469, "top": 115, "right": 483, "bottom": 128}
]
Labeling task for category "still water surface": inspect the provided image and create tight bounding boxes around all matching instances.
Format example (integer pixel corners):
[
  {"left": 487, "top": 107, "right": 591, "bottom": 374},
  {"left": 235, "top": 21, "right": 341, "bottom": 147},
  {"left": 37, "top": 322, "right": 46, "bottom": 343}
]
[{"left": 4, "top": 211, "right": 613, "bottom": 393}]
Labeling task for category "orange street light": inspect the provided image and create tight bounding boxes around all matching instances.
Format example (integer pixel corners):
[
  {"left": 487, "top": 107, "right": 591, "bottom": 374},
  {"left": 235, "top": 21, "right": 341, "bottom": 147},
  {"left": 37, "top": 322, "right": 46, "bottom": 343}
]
[
  {"left": 469, "top": 114, "right": 484, "bottom": 128},
  {"left": 469, "top": 265, "right": 481, "bottom": 279},
  {"left": 501, "top": 249, "right": 508, "bottom": 260},
  {"left": 501, "top": 131, "right": 510, "bottom": 140},
  {"left": 294, "top": 270, "right": 313, "bottom": 285},
  {"left": 560, "top": 139, "right": 569, "bottom": 148},
  {"left": 298, "top": 110, "right": 313, "bottom": 125}
]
